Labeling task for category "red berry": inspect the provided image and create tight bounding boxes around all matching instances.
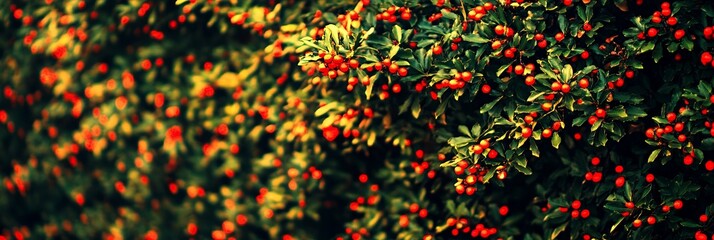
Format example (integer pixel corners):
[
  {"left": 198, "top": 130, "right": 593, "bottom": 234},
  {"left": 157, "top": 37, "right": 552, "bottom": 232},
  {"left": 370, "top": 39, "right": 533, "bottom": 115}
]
[
  {"left": 499, "top": 206, "right": 509, "bottom": 216},
  {"left": 700, "top": 214, "right": 709, "bottom": 223},
  {"left": 645, "top": 173, "right": 655, "bottom": 183},
  {"left": 433, "top": 45, "right": 443, "bottom": 55},
  {"left": 595, "top": 108, "right": 606, "bottom": 118},
  {"left": 674, "top": 29, "right": 685, "bottom": 40},
  {"left": 701, "top": 52, "right": 713, "bottom": 65},
  {"left": 647, "top": 216, "right": 656, "bottom": 225},
  {"left": 632, "top": 219, "right": 642, "bottom": 228},
  {"left": 578, "top": 78, "right": 590, "bottom": 88},
  {"left": 580, "top": 209, "right": 590, "bottom": 219},
  {"left": 481, "top": 84, "right": 492, "bottom": 94},
  {"left": 571, "top": 210, "right": 580, "bottom": 219},
  {"left": 615, "top": 176, "right": 625, "bottom": 188},
  {"left": 673, "top": 200, "right": 683, "bottom": 210},
  {"left": 705, "top": 160, "right": 714, "bottom": 171},
  {"left": 683, "top": 155, "right": 693, "bottom": 165},
  {"left": 667, "top": 17, "right": 678, "bottom": 26},
  {"left": 591, "top": 157, "right": 600, "bottom": 166},
  {"left": 647, "top": 28, "right": 658, "bottom": 37},
  {"left": 571, "top": 200, "right": 581, "bottom": 209},
  {"left": 625, "top": 201, "right": 635, "bottom": 209},
  {"left": 521, "top": 127, "right": 532, "bottom": 138}
]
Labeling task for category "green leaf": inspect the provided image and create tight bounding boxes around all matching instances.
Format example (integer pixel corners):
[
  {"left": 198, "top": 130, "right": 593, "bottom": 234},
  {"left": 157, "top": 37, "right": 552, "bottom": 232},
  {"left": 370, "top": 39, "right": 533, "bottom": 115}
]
[
  {"left": 315, "top": 102, "right": 338, "bottom": 116},
  {"left": 552, "top": 133, "right": 561, "bottom": 149},
  {"left": 701, "top": 139, "right": 714, "bottom": 151},
  {"left": 462, "top": 34, "right": 490, "bottom": 43},
  {"left": 558, "top": 15, "right": 568, "bottom": 33},
  {"left": 482, "top": 168, "right": 496, "bottom": 183},
  {"left": 648, "top": 149, "right": 661, "bottom": 163},
  {"left": 458, "top": 125, "right": 471, "bottom": 137},
  {"left": 480, "top": 97, "right": 502, "bottom": 114},
  {"left": 561, "top": 64, "right": 573, "bottom": 81},
  {"left": 410, "top": 100, "right": 421, "bottom": 119},
  {"left": 513, "top": 163, "right": 533, "bottom": 175},
  {"left": 392, "top": 25, "right": 403, "bottom": 43},
  {"left": 497, "top": 61, "right": 516, "bottom": 76},
  {"left": 550, "top": 223, "right": 568, "bottom": 240}
]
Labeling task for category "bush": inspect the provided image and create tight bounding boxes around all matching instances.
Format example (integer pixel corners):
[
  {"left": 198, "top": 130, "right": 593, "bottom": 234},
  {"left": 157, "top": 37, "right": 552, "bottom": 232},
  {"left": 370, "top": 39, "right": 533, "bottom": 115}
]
[{"left": 2, "top": 0, "right": 714, "bottom": 239}]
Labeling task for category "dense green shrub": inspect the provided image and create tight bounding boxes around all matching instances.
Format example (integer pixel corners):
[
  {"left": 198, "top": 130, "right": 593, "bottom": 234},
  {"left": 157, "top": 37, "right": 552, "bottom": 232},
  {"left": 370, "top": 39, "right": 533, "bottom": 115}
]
[{"left": 2, "top": 0, "right": 714, "bottom": 239}]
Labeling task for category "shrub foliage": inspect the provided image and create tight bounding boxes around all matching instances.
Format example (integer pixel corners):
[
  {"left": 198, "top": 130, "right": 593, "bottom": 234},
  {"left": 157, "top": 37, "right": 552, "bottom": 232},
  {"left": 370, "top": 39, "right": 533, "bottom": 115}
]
[{"left": 2, "top": 0, "right": 714, "bottom": 239}]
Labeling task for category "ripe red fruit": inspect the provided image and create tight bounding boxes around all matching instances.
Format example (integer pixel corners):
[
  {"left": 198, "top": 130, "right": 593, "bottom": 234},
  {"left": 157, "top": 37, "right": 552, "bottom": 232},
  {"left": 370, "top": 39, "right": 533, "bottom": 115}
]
[
  {"left": 554, "top": 32, "right": 565, "bottom": 42},
  {"left": 615, "top": 165, "right": 623, "bottom": 173},
  {"left": 677, "top": 134, "right": 687, "bottom": 143},
  {"left": 398, "top": 67, "right": 408, "bottom": 77},
  {"left": 561, "top": 83, "right": 571, "bottom": 93},
  {"left": 661, "top": 2, "right": 670, "bottom": 9},
  {"left": 667, "top": 17, "right": 678, "bottom": 26},
  {"left": 563, "top": 0, "right": 572, "bottom": 6},
  {"left": 401, "top": 11, "right": 411, "bottom": 21},
  {"left": 491, "top": 41, "right": 502, "bottom": 50},
  {"left": 666, "top": 112, "right": 676, "bottom": 122},
  {"left": 521, "top": 127, "right": 532, "bottom": 138},
  {"left": 625, "top": 70, "right": 635, "bottom": 78},
  {"left": 683, "top": 155, "right": 693, "bottom": 165},
  {"left": 537, "top": 40, "right": 548, "bottom": 48},
  {"left": 673, "top": 200, "right": 683, "bottom": 209},
  {"left": 700, "top": 214, "right": 708, "bottom": 223},
  {"left": 662, "top": 205, "right": 670, "bottom": 212},
  {"left": 647, "top": 216, "right": 656, "bottom": 225},
  {"left": 615, "top": 176, "right": 625, "bottom": 188},
  {"left": 580, "top": 50, "right": 590, "bottom": 59},
  {"left": 674, "top": 29, "right": 685, "bottom": 40},
  {"left": 499, "top": 206, "right": 509, "bottom": 216},
  {"left": 495, "top": 25, "right": 505, "bottom": 35},
  {"left": 595, "top": 108, "right": 606, "bottom": 118},
  {"left": 479, "top": 139, "right": 490, "bottom": 149},
  {"left": 647, "top": 28, "right": 658, "bottom": 37},
  {"left": 525, "top": 75, "right": 536, "bottom": 86},
  {"left": 587, "top": 116, "right": 598, "bottom": 125},
  {"left": 322, "top": 126, "right": 339, "bottom": 142},
  {"left": 461, "top": 72, "right": 473, "bottom": 82},
  {"left": 625, "top": 201, "right": 635, "bottom": 209},
  {"left": 349, "top": 59, "right": 359, "bottom": 69},
  {"left": 534, "top": 33, "right": 544, "bottom": 41},
  {"left": 571, "top": 210, "right": 580, "bottom": 219},
  {"left": 705, "top": 160, "right": 714, "bottom": 171},
  {"left": 632, "top": 219, "right": 642, "bottom": 228},
  {"left": 661, "top": 8, "right": 671, "bottom": 16},
  {"left": 580, "top": 209, "right": 590, "bottom": 219},
  {"left": 481, "top": 84, "right": 492, "bottom": 94},
  {"left": 592, "top": 171, "right": 602, "bottom": 182},
  {"left": 514, "top": 65, "right": 524, "bottom": 75},
  {"left": 583, "top": 22, "right": 592, "bottom": 32},
  {"left": 591, "top": 157, "right": 600, "bottom": 166},
  {"left": 646, "top": 173, "right": 655, "bottom": 183},
  {"left": 571, "top": 200, "right": 581, "bottom": 209},
  {"left": 542, "top": 128, "right": 552, "bottom": 138},
  {"left": 701, "top": 52, "right": 713, "bottom": 65},
  {"left": 578, "top": 78, "right": 590, "bottom": 88},
  {"left": 551, "top": 81, "right": 562, "bottom": 91},
  {"left": 433, "top": 45, "right": 443, "bottom": 55},
  {"left": 487, "top": 149, "right": 498, "bottom": 159}
]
